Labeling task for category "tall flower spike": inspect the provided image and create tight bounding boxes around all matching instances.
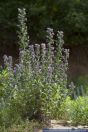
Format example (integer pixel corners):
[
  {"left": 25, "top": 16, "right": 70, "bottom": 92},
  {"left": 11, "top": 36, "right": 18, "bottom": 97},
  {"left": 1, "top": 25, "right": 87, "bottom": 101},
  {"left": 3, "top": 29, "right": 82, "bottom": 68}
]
[
  {"left": 18, "top": 8, "right": 29, "bottom": 50},
  {"left": 46, "top": 28, "right": 54, "bottom": 43}
]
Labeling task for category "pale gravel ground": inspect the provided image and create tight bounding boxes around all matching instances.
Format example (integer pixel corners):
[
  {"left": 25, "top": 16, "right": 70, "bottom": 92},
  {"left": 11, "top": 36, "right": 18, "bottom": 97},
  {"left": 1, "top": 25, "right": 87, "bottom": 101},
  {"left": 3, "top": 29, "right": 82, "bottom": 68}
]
[{"left": 34, "top": 120, "right": 88, "bottom": 132}]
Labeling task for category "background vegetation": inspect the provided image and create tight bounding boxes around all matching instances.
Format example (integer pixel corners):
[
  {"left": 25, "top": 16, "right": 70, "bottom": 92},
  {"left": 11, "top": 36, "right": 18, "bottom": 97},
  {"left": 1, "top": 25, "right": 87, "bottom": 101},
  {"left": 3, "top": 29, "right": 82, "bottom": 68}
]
[{"left": 0, "top": 0, "right": 88, "bottom": 49}]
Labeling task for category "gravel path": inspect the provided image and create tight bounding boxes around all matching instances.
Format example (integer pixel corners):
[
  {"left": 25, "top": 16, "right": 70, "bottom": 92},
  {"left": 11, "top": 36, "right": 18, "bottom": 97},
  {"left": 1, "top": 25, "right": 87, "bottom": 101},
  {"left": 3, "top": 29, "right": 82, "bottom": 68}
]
[
  {"left": 50, "top": 120, "right": 88, "bottom": 129},
  {"left": 34, "top": 120, "right": 88, "bottom": 132}
]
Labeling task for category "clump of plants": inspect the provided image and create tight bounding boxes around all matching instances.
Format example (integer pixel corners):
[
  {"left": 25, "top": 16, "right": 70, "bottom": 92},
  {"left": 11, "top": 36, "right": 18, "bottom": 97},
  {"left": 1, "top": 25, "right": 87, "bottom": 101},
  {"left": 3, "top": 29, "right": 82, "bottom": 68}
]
[
  {"left": 0, "top": 120, "right": 41, "bottom": 132},
  {"left": 60, "top": 96, "right": 88, "bottom": 125},
  {"left": 1, "top": 7, "right": 88, "bottom": 129},
  {"left": 0, "top": 8, "right": 69, "bottom": 128}
]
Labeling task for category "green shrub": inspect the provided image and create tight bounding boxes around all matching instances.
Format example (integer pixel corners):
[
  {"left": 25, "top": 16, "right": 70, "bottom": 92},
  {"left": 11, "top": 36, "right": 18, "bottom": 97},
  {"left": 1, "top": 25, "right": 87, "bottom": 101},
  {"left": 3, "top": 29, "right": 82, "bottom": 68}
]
[
  {"left": 0, "top": 120, "right": 41, "bottom": 132},
  {"left": 60, "top": 96, "right": 88, "bottom": 125}
]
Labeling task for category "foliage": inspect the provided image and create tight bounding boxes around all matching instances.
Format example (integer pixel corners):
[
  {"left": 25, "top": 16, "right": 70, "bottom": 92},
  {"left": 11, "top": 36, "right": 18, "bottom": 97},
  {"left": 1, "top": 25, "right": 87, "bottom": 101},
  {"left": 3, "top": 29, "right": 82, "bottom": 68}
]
[
  {"left": 60, "top": 96, "right": 88, "bottom": 125},
  {"left": 73, "top": 75, "right": 88, "bottom": 96},
  {"left": 0, "top": 120, "right": 41, "bottom": 132},
  {"left": 0, "top": 8, "right": 69, "bottom": 128},
  {"left": 0, "top": 0, "right": 88, "bottom": 48},
  {"left": 68, "top": 81, "right": 85, "bottom": 99}
]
